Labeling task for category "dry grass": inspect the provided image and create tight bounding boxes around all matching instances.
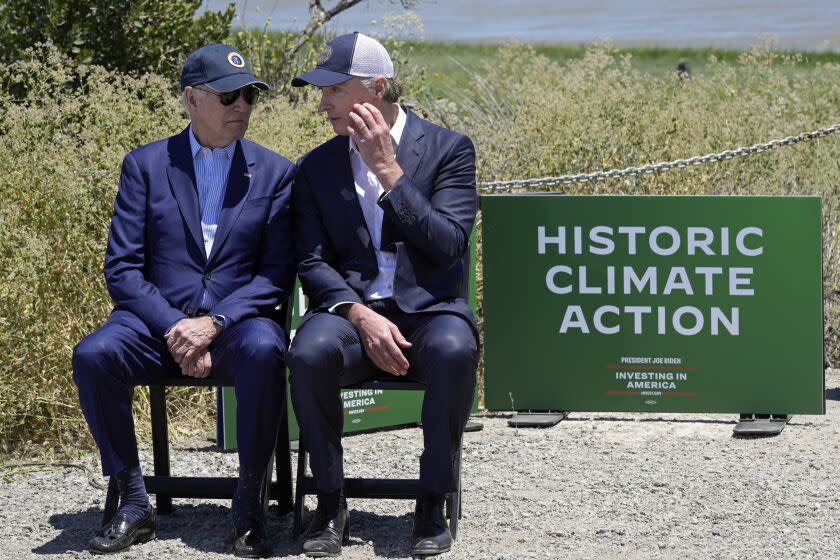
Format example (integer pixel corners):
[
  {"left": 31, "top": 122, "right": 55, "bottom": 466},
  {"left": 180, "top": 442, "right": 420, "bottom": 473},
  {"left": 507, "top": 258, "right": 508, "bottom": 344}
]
[{"left": 1, "top": 41, "right": 837, "bottom": 457}]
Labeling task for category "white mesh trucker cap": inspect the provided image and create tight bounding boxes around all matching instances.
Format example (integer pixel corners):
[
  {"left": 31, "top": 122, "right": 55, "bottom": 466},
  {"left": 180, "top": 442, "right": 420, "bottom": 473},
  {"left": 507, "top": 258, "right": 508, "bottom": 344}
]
[{"left": 291, "top": 32, "right": 394, "bottom": 87}]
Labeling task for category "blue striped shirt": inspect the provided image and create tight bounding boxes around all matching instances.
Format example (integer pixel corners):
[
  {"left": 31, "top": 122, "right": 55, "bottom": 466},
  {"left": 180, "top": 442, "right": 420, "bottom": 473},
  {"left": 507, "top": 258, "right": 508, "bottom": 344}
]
[{"left": 189, "top": 126, "right": 236, "bottom": 310}]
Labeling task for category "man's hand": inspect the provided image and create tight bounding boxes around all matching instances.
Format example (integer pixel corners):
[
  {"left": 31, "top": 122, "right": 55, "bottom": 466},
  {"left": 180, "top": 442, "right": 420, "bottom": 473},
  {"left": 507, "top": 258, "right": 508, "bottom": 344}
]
[
  {"left": 343, "top": 303, "right": 412, "bottom": 375},
  {"left": 164, "top": 316, "right": 221, "bottom": 366},
  {"left": 347, "top": 103, "right": 404, "bottom": 191},
  {"left": 181, "top": 349, "right": 213, "bottom": 379}
]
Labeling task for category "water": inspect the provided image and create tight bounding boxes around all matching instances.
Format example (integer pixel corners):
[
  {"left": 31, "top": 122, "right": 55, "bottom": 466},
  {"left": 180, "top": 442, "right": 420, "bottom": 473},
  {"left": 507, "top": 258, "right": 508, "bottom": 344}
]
[{"left": 202, "top": 0, "right": 840, "bottom": 51}]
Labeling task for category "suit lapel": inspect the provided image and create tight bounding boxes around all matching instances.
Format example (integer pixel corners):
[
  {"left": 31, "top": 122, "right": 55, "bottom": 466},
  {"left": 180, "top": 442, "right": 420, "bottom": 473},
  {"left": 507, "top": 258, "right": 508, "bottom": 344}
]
[
  {"left": 207, "top": 140, "right": 252, "bottom": 265},
  {"left": 382, "top": 108, "right": 426, "bottom": 246},
  {"left": 395, "top": 108, "right": 426, "bottom": 181},
  {"left": 166, "top": 128, "right": 205, "bottom": 259}
]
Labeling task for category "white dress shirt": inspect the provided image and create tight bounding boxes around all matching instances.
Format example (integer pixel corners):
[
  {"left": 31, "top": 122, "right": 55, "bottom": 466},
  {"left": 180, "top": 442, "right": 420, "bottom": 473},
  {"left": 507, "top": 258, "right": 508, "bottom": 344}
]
[
  {"left": 351, "top": 105, "right": 406, "bottom": 301},
  {"left": 329, "top": 106, "right": 406, "bottom": 313},
  {"left": 188, "top": 126, "right": 235, "bottom": 311}
]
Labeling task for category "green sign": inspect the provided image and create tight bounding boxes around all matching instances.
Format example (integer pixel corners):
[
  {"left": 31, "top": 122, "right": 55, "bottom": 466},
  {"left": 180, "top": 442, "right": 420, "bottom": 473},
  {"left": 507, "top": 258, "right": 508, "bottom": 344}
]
[
  {"left": 482, "top": 195, "right": 824, "bottom": 414},
  {"left": 220, "top": 236, "right": 479, "bottom": 449}
]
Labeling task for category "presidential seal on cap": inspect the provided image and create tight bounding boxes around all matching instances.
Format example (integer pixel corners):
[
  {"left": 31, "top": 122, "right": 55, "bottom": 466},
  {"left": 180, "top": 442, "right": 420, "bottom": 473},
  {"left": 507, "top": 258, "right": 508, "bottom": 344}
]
[
  {"left": 291, "top": 32, "right": 394, "bottom": 87},
  {"left": 180, "top": 44, "right": 269, "bottom": 92}
]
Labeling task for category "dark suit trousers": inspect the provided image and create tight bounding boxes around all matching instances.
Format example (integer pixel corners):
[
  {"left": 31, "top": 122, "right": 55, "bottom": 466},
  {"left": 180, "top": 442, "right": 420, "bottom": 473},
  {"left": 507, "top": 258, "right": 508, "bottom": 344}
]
[
  {"left": 288, "top": 300, "right": 478, "bottom": 495},
  {"left": 72, "top": 312, "right": 286, "bottom": 477}
]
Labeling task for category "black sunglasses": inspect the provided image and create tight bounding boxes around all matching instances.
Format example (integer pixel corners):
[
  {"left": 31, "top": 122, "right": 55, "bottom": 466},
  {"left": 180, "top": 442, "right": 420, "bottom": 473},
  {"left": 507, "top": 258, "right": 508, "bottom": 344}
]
[{"left": 196, "top": 85, "right": 261, "bottom": 106}]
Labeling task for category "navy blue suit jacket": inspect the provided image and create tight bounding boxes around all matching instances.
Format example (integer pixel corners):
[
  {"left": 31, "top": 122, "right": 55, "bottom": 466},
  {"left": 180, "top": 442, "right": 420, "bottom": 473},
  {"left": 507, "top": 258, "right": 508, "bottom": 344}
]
[
  {"left": 103, "top": 126, "right": 296, "bottom": 338},
  {"left": 292, "top": 108, "right": 478, "bottom": 338}
]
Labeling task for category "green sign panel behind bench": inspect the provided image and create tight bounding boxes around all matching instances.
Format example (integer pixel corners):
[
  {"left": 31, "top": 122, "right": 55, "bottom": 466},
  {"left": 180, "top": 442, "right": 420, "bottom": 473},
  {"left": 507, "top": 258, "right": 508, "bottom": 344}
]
[{"left": 482, "top": 195, "right": 824, "bottom": 414}]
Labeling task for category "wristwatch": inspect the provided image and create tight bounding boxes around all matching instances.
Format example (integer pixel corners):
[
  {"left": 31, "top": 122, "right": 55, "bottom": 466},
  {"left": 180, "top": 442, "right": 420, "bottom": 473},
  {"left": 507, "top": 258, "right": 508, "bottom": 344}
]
[{"left": 210, "top": 314, "right": 226, "bottom": 331}]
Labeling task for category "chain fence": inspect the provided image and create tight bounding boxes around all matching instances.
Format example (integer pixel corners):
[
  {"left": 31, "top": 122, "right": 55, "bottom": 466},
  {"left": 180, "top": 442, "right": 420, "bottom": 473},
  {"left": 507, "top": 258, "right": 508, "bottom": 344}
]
[{"left": 478, "top": 123, "right": 840, "bottom": 193}]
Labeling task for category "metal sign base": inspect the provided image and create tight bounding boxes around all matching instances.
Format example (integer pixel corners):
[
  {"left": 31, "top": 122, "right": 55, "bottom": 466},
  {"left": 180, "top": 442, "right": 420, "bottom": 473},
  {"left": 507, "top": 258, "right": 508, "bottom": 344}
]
[
  {"left": 508, "top": 411, "right": 569, "bottom": 428},
  {"left": 733, "top": 414, "right": 791, "bottom": 436},
  {"left": 464, "top": 420, "right": 484, "bottom": 432}
]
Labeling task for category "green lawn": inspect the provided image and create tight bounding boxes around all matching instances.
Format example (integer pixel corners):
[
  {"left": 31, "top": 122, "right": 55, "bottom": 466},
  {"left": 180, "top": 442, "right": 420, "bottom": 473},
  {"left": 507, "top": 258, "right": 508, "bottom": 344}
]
[
  {"left": 399, "top": 40, "right": 840, "bottom": 92},
  {"left": 260, "top": 30, "right": 840, "bottom": 95}
]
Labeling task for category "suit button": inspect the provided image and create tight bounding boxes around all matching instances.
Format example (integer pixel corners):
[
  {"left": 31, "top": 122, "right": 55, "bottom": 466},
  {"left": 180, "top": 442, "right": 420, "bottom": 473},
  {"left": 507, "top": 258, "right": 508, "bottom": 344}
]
[
  {"left": 204, "top": 272, "right": 212, "bottom": 280},
  {"left": 186, "top": 306, "right": 194, "bottom": 315}
]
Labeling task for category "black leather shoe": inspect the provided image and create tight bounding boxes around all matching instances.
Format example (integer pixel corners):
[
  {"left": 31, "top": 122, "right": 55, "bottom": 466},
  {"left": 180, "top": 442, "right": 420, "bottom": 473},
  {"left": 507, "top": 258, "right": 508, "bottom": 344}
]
[
  {"left": 411, "top": 492, "right": 452, "bottom": 556},
  {"left": 231, "top": 516, "right": 272, "bottom": 558},
  {"left": 301, "top": 495, "right": 349, "bottom": 557},
  {"left": 89, "top": 505, "right": 156, "bottom": 554}
]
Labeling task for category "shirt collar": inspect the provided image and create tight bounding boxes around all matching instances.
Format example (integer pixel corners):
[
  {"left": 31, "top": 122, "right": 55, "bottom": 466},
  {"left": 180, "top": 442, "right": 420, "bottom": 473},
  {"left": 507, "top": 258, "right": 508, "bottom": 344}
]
[
  {"left": 189, "top": 124, "right": 237, "bottom": 160},
  {"left": 349, "top": 105, "right": 406, "bottom": 155}
]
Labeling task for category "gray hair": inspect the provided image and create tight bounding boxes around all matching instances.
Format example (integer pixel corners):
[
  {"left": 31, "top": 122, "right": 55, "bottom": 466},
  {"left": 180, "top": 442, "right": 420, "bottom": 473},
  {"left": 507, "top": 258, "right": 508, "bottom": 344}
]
[
  {"left": 359, "top": 76, "right": 403, "bottom": 103},
  {"left": 180, "top": 87, "right": 209, "bottom": 119}
]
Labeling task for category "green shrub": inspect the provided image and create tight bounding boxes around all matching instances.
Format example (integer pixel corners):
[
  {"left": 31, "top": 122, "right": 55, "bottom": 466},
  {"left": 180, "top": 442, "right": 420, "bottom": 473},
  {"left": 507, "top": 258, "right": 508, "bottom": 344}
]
[
  {"left": 0, "top": 0, "right": 234, "bottom": 89},
  {"left": 228, "top": 27, "right": 325, "bottom": 98},
  {"left": 1, "top": 40, "right": 837, "bottom": 457}
]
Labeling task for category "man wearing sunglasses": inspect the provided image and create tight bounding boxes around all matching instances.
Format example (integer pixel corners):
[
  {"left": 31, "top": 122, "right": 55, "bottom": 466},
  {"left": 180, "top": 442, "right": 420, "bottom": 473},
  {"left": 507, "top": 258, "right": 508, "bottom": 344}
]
[{"left": 72, "top": 44, "right": 295, "bottom": 558}]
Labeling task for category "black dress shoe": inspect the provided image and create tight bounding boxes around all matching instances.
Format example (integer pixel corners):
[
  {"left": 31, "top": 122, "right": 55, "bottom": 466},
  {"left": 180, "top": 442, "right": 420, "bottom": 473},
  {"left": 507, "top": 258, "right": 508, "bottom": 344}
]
[
  {"left": 301, "top": 496, "right": 349, "bottom": 557},
  {"left": 89, "top": 505, "right": 156, "bottom": 554},
  {"left": 231, "top": 516, "right": 272, "bottom": 558},
  {"left": 411, "top": 492, "right": 452, "bottom": 556}
]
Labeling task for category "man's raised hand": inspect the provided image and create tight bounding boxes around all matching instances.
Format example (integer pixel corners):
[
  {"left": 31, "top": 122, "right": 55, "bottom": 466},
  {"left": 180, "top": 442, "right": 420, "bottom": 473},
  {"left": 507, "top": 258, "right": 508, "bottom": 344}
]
[{"left": 347, "top": 103, "right": 403, "bottom": 191}]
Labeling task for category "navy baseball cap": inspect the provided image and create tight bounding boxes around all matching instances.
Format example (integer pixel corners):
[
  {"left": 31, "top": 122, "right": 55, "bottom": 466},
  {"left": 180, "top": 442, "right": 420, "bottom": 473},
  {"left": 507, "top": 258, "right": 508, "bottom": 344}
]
[
  {"left": 292, "top": 32, "right": 394, "bottom": 87},
  {"left": 180, "top": 44, "right": 269, "bottom": 92}
]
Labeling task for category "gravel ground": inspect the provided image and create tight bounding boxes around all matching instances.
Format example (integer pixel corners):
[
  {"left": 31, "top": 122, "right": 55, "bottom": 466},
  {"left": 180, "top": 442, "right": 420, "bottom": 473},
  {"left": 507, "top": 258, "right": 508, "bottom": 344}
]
[{"left": 2, "top": 370, "right": 838, "bottom": 560}]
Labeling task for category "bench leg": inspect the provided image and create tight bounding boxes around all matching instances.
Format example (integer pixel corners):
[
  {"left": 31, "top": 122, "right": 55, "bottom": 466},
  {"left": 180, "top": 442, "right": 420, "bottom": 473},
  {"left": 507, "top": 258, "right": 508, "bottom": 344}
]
[
  {"left": 293, "top": 441, "right": 308, "bottom": 537},
  {"left": 446, "top": 441, "right": 463, "bottom": 539},
  {"left": 274, "top": 399, "right": 294, "bottom": 514},
  {"left": 150, "top": 385, "right": 173, "bottom": 514}
]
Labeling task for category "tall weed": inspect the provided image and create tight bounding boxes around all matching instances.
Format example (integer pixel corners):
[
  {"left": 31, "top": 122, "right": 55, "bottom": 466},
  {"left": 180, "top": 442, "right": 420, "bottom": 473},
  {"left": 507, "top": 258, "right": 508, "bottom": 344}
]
[{"left": 1, "top": 40, "right": 838, "bottom": 456}]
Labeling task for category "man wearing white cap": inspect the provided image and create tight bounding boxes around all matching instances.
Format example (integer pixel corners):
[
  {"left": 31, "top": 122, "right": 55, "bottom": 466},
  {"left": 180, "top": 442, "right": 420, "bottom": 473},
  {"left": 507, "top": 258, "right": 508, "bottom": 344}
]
[{"left": 288, "top": 32, "right": 478, "bottom": 557}]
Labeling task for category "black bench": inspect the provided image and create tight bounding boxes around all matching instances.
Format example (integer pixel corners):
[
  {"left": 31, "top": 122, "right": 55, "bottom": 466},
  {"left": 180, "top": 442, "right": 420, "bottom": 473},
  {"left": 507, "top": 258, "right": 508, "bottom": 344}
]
[
  {"left": 292, "top": 376, "right": 463, "bottom": 538},
  {"left": 102, "top": 375, "right": 294, "bottom": 524}
]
